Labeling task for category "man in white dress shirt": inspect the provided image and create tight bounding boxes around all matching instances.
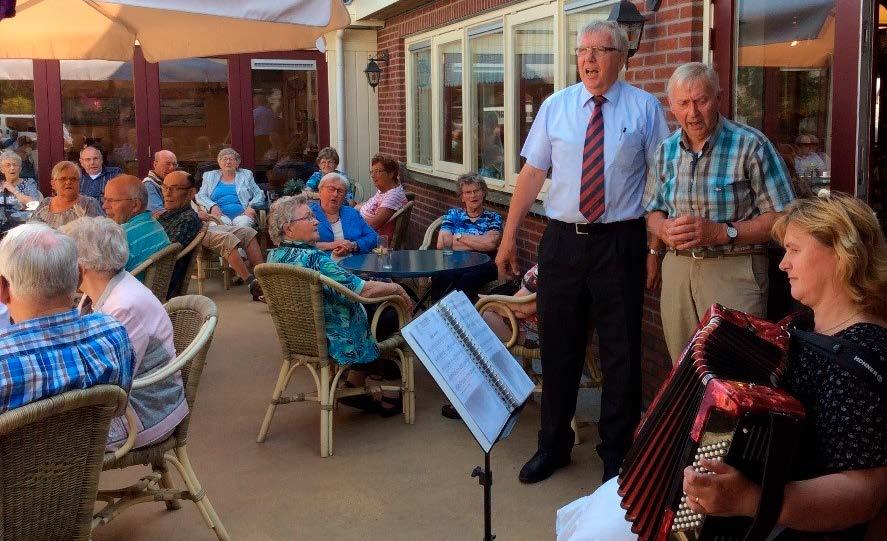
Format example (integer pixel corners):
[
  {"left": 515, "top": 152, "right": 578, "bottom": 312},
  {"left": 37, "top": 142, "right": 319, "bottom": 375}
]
[{"left": 497, "top": 20, "right": 669, "bottom": 484}]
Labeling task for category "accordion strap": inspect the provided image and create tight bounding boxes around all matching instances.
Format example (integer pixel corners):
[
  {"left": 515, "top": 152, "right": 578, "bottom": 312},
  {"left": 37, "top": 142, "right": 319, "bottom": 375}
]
[
  {"left": 791, "top": 328, "right": 886, "bottom": 401},
  {"left": 742, "top": 413, "right": 802, "bottom": 541}
]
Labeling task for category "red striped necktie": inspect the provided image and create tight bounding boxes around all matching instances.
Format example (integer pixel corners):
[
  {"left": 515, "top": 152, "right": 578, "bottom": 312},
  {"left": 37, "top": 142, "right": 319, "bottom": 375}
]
[{"left": 580, "top": 95, "right": 606, "bottom": 222}]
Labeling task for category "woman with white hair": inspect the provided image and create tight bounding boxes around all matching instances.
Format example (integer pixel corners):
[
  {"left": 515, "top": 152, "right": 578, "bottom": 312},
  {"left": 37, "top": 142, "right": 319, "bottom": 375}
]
[
  {"left": 195, "top": 147, "right": 265, "bottom": 228},
  {"left": 1, "top": 149, "right": 42, "bottom": 220},
  {"left": 62, "top": 216, "right": 188, "bottom": 450},
  {"left": 310, "top": 172, "right": 377, "bottom": 260}
]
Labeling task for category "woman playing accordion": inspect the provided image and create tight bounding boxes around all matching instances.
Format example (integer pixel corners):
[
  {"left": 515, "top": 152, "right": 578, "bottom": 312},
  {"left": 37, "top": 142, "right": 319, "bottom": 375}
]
[{"left": 557, "top": 193, "right": 886, "bottom": 541}]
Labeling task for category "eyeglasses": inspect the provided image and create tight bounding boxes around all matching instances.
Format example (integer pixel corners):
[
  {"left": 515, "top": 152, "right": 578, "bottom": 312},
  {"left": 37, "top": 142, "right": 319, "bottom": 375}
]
[
  {"left": 575, "top": 46, "right": 622, "bottom": 58},
  {"left": 461, "top": 188, "right": 485, "bottom": 197},
  {"left": 53, "top": 176, "right": 79, "bottom": 182},
  {"left": 161, "top": 185, "right": 192, "bottom": 193},
  {"left": 322, "top": 186, "right": 347, "bottom": 195},
  {"left": 103, "top": 197, "right": 135, "bottom": 204},
  {"left": 289, "top": 214, "right": 315, "bottom": 224}
]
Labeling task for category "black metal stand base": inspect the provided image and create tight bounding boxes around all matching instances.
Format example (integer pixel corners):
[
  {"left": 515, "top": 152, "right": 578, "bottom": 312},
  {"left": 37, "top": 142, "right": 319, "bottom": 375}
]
[{"left": 471, "top": 451, "right": 494, "bottom": 541}]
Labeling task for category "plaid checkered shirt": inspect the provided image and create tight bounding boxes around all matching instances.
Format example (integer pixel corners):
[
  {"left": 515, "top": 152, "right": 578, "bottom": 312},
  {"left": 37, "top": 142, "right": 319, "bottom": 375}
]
[
  {"left": 0, "top": 309, "right": 134, "bottom": 413},
  {"left": 643, "top": 116, "right": 795, "bottom": 251}
]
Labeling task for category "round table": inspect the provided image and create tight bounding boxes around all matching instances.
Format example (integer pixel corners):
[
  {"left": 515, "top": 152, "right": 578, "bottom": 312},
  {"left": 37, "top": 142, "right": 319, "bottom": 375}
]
[{"left": 339, "top": 249, "right": 491, "bottom": 280}]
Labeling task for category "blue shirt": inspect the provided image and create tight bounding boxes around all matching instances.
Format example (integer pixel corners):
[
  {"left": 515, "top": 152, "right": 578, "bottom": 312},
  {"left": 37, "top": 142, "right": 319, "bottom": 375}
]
[
  {"left": 123, "top": 211, "right": 171, "bottom": 274},
  {"left": 0, "top": 309, "right": 134, "bottom": 413},
  {"left": 211, "top": 181, "right": 244, "bottom": 219},
  {"left": 80, "top": 166, "right": 123, "bottom": 202},
  {"left": 520, "top": 81, "right": 669, "bottom": 223},
  {"left": 309, "top": 201, "right": 378, "bottom": 254},
  {"left": 440, "top": 208, "right": 503, "bottom": 237}
]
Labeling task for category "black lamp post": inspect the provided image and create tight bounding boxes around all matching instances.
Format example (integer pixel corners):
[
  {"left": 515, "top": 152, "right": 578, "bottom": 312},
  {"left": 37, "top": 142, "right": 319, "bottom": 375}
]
[
  {"left": 364, "top": 51, "right": 389, "bottom": 91},
  {"left": 608, "top": 1, "right": 646, "bottom": 59}
]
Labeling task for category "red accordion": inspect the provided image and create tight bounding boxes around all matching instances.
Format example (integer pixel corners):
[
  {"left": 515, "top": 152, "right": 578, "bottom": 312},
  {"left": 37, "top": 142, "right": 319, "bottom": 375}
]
[{"left": 618, "top": 305, "right": 806, "bottom": 541}]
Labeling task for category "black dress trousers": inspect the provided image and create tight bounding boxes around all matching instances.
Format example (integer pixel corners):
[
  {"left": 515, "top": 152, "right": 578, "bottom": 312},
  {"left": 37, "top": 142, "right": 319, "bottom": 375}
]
[{"left": 535, "top": 218, "right": 645, "bottom": 471}]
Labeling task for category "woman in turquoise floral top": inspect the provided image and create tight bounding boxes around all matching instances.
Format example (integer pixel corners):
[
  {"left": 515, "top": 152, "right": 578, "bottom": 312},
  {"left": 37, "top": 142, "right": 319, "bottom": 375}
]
[{"left": 266, "top": 195, "right": 412, "bottom": 414}]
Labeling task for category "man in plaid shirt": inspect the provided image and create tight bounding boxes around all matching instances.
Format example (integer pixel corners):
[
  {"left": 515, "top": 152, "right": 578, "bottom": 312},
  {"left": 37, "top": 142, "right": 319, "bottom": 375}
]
[
  {"left": 0, "top": 223, "right": 133, "bottom": 413},
  {"left": 644, "top": 62, "right": 795, "bottom": 362}
]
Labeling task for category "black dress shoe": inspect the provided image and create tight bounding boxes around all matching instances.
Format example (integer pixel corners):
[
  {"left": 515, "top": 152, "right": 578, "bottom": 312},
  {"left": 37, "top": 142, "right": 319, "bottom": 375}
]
[
  {"left": 441, "top": 404, "right": 461, "bottom": 420},
  {"left": 518, "top": 449, "right": 570, "bottom": 484}
]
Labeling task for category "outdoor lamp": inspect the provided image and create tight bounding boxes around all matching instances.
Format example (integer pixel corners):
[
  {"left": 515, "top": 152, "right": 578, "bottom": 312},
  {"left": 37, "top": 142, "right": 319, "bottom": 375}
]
[
  {"left": 364, "top": 51, "right": 389, "bottom": 90},
  {"left": 608, "top": 1, "right": 646, "bottom": 59}
]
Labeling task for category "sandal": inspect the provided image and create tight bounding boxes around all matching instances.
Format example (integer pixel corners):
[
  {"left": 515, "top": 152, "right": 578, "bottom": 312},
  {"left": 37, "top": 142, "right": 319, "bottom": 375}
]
[
  {"left": 337, "top": 383, "right": 381, "bottom": 413},
  {"left": 249, "top": 278, "right": 264, "bottom": 303},
  {"left": 379, "top": 394, "right": 403, "bottom": 418}
]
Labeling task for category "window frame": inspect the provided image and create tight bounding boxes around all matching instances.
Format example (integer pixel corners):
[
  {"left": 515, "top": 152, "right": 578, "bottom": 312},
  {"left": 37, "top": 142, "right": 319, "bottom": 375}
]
[
  {"left": 433, "top": 29, "right": 469, "bottom": 175},
  {"left": 405, "top": 41, "right": 434, "bottom": 173}
]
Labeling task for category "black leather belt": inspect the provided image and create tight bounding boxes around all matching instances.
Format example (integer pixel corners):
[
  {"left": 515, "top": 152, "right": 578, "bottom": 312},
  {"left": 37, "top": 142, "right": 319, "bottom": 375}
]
[
  {"left": 549, "top": 218, "right": 644, "bottom": 235},
  {"left": 670, "top": 248, "right": 766, "bottom": 259}
]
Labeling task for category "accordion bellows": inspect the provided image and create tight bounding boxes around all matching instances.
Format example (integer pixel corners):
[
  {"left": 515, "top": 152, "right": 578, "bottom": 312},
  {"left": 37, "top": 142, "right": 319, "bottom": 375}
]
[{"left": 618, "top": 305, "right": 806, "bottom": 541}]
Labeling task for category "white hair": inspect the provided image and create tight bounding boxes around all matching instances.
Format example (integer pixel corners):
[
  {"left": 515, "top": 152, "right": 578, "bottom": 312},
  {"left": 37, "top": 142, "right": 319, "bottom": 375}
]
[
  {"left": 0, "top": 223, "right": 79, "bottom": 300},
  {"left": 0, "top": 149, "right": 22, "bottom": 168},
  {"left": 317, "top": 172, "right": 349, "bottom": 192},
  {"left": 154, "top": 149, "right": 177, "bottom": 162},
  {"left": 217, "top": 147, "right": 241, "bottom": 163},
  {"left": 667, "top": 62, "right": 721, "bottom": 96},
  {"left": 576, "top": 20, "right": 628, "bottom": 55},
  {"left": 61, "top": 217, "right": 129, "bottom": 274},
  {"left": 268, "top": 194, "right": 308, "bottom": 246}
]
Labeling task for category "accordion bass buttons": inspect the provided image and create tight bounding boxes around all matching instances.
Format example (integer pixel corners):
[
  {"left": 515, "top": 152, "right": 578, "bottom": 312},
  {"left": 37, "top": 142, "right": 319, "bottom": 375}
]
[{"left": 673, "top": 440, "right": 731, "bottom": 533}]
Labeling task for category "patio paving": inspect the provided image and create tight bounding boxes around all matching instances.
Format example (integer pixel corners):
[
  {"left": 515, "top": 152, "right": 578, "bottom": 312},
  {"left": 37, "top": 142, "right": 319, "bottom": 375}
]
[{"left": 93, "top": 282, "right": 605, "bottom": 541}]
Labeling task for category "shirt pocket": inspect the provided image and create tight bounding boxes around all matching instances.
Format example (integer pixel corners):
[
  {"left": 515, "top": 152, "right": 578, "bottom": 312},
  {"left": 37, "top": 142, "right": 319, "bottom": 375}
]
[
  {"left": 612, "top": 131, "right": 644, "bottom": 169},
  {"left": 712, "top": 174, "right": 751, "bottom": 207}
]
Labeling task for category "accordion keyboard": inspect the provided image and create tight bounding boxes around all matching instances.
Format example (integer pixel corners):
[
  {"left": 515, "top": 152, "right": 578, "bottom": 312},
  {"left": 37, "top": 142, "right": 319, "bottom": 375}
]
[{"left": 672, "top": 441, "right": 730, "bottom": 534}]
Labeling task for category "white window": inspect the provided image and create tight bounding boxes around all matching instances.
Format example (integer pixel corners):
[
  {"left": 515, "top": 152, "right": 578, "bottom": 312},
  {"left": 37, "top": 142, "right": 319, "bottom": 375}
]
[
  {"left": 468, "top": 23, "right": 505, "bottom": 181},
  {"left": 408, "top": 42, "right": 432, "bottom": 167}
]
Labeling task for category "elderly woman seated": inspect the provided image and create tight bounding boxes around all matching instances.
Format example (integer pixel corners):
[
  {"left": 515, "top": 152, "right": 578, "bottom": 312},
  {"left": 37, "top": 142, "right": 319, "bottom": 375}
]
[
  {"left": 195, "top": 148, "right": 265, "bottom": 228},
  {"left": 62, "top": 216, "right": 188, "bottom": 450},
  {"left": 1, "top": 149, "right": 42, "bottom": 220},
  {"left": 305, "top": 146, "right": 352, "bottom": 199},
  {"left": 29, "top": 161, "right": 103, "bottom": 229},
  {"left": 310, "top": 172, "right": 377, "bottom": 260},
  {"left": 267, "top": 195, "right": 412, "bottom": 415},
  {"left": 481, "top": 263, "right": 539, "bottom": 348},
  {"left": 431, "top": 172, "right": 502, "bottom": 302},
  {"left": 357, "top": 153, "right": 409, "bottom": 240}
]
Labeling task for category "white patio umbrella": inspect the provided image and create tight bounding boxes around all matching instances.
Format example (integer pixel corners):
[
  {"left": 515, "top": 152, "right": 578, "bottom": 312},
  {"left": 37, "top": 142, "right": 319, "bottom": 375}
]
[{"left": 0, "top": 0, "right": 350, "bottom": 62}]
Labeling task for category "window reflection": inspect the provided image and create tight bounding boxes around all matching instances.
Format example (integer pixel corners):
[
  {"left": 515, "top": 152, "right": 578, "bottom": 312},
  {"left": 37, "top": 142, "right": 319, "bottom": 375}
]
[
  {"left": 0, "top": 60, "right": 39, "bottom": 182},
  {"left": 60, "top": 60, "right": 136, "bottom": 175},
  {"left": 440, "top": 40, "right": 463, "bottom": 165},
  {"left": 514, "top": 18, "right": 554, "bottom": 173},
  {"left": 411, "top": 47, "right": 432, "bottom": 166},
  {"left": 159, "top": 58, "right": 230, "bottom": 175},
  {"left": 735, "top": 0, "right": 835, "bottom": 196},
  {"left": 470, "top": 29, "right": 504, "bottom": 179}
]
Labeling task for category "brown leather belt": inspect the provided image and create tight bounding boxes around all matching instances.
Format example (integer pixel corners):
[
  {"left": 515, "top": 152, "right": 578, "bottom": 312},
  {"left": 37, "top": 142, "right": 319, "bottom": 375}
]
[{"left": 670, "top": 248, "right": 766, "bottom": 259}]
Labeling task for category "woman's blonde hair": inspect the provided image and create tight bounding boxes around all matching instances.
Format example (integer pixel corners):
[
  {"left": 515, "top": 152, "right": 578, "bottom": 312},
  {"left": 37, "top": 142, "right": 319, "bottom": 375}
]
[{"left": 772, "top": 192, "right": 887, "bottom": 319}]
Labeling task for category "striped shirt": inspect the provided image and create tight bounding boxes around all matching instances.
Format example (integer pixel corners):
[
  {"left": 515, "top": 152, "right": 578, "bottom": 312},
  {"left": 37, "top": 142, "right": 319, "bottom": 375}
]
[
  {"left": 643, "top": 116, "right": 794, "bottom": 250},
  {"left": 0, "top": 309, "right": 134, "bottom": 413},
  {"left": 123, "top": 211, "right": 171, "bottom": 275}
]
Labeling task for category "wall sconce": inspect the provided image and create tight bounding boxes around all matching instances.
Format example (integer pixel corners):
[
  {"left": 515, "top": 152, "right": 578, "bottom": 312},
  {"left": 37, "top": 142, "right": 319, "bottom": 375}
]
[
  {"left": 364, "top": 51, "right": 389, "bottom": 90},
  {"left": 608, "top": 1, "right": 646, "bottom": 59}
]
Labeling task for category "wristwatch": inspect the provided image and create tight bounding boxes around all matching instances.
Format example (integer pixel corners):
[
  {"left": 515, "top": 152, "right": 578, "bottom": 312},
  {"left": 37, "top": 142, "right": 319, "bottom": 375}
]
[
  {"left": 649, "top": 247, "right": 664, "bottom": 256},
  {"left": 725, "top": 222, "right": 738, "bottom": 244},
  {"left": 454, "top": 232, "right": 463, "bottom": 241}
]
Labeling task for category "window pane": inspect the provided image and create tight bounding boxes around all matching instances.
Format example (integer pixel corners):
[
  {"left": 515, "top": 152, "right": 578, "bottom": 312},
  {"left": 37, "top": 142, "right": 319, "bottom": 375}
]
[
  {"left": 566, "top": 7, "right": 614, "bottom": 86},
  {"left": 60, "top": 60, "right": 137, "bottom": 175},
  {"left": 0, "top": 60, "right": 38, "bottom": 181},
  {"left": 159, "top": 58, "right": 230, "bottom": 174},
  {"left": 251, "top": 64, "right": 318, "bottom": 188},
  {"left": 734, "top": 0, "right": 835, "bottom": 195},
  {"left": 514, "top": 18, "right": 554, "bottom": 173},
  {"left": 440, "top": 40, "right": 463, "bottom": 165},
  {"left": 470, "top": 30, "right": 504, "bottom": 179},
  {"left": 411, "top": 48, "right": 432, "bottom": 166}
]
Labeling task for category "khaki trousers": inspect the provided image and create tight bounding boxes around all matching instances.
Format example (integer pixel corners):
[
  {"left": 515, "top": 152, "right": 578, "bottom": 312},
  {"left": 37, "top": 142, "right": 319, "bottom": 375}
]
[{"left": 660, "top": 252, "right": 769, "bottom": 363}]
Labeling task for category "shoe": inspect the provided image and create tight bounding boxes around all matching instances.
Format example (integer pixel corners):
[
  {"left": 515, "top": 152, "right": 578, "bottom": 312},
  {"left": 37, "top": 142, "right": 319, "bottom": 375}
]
[
  {"left": 379, "top": 394, "right": 403, "bottom": 418},
  {"left": 232, "top": 276, "right": 245, "bottom": 286},
  {"left": 249, "top": 278, "right": 264, "bottom": 303},
  {"left": 441, "top": 404, "right": 461, "bottom": 420},
  {"left": 337, "top": 392, "right": 381, "bottom": 413},
  {"left": 518, "top": 449, "right": 570, "bottom": 484}
]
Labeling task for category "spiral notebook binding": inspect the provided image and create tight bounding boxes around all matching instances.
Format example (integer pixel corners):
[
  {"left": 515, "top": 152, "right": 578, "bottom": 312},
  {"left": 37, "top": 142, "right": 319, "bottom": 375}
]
[{"left": 439, "top": 303, "right": 519, "bottom": 410}]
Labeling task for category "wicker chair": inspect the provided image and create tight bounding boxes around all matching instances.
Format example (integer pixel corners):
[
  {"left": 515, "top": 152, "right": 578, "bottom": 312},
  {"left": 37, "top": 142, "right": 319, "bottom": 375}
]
[
  {"left": 475, "top": 293, "right": 603, "bottom": 444},
  {"left": 167, "top": 222, "right": 208, "bottom": 298},
  {"left": 94, "top": 295, "right": 229, "bottom": 541},
  {"left": 388, "top": 199, "right": 414, "bottom": 251},
  {"left": 0, "top": 385, "right": 127, "bottom": 541},
  {"left": 255, "top": 263, "right": 415, "bottom": 457},
  {"left": 130, "top": 242, "right": 182, "bottom": 302}
]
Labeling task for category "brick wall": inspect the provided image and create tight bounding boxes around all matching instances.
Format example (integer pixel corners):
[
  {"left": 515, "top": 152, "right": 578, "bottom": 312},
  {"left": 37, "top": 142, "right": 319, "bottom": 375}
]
[{"left": 379, "top": 0, "right": 707, "bottom": 401}]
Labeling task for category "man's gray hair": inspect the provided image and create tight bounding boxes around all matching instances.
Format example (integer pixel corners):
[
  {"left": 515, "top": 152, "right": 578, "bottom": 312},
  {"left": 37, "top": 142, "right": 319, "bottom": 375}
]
[
  {"left": 0, "top": 149, "right": 22, "bottom": 168},
  {"left": 667, "top": 62, "right": 720, "bottom": 96},
  {"left": 268, "top": 194, "right": 309, "bottom": 246},
  {"left": 217, "top": 147, "right": 241, "bottom": 163},
  {"left": 318, "top": 172, "right": 349, "bottom": 192},
  {"left": 456, "top": 172, "right": 488, "bottom": 197},
  {"left": 61, "top": 217, "right": 129, "bottom": 274},
  {"left": 154, "top": 149, "right": 177, "bottom": 162},
  {"left": 576, "top": 20, "right": 628, "bottom": 55},
  {"left": 0, "top": 223, "right": 79, "bottom": 300}
]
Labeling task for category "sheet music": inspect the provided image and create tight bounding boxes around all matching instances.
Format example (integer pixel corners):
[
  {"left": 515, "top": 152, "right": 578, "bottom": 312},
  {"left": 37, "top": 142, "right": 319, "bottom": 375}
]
[{"left": 402, "top": 291, "right": 533, "bottom": 452}]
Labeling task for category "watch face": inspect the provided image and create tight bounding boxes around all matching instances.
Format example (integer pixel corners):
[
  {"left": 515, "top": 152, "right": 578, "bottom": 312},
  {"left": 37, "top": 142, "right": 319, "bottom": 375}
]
[{"left": 727, "top": 226, "right": 738, "bottom": 238}]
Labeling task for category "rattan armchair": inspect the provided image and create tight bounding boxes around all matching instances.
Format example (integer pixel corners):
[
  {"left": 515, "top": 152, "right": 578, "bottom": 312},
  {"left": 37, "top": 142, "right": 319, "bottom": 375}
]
[
  {"left": 130, "top": 242, "right": 182, "bottom": 302},
  {"left": 0, "top": 385, "right": 127, "bottom": 541},
  {"left": 167, "top": 222, "right": 208, "bottom": 298},
  {"left": 94, "top": 295, "right": 229, "bottom": 541},
  {"left": 388, "top": 191, "right": 415, "bottom": 250},
  {"left": 255, "top": 263, "right": 415, "bottom": 457},
  {"left": 475, "top": 293, "right": 602, "bottom": 444}
]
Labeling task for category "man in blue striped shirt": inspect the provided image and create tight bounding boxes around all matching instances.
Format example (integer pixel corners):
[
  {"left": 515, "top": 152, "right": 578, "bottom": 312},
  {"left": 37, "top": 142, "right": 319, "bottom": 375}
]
[
  {"left": 644, "top": 62, "right": 795, "bottom": 362},
  {"left": 0, "top": 223, "right": 133, "bottom": 413},
  {"left": 103, "top": 175, "right": 171, "bottom": 277}
]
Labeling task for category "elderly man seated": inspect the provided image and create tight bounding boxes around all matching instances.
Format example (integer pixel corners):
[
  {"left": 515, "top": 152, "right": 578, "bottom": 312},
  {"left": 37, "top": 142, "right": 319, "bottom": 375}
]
[
  {"left": 80, "top": 145, "right": 123, "bottom": 203},
  {"left": 0, "top": 223, "right": 133, "bottom": 413},
  {"left": 63, "top": 217, "right": 188, "bottom": 450},
  {"left": 310, "top": 172, "right": 377, "bottom": 260},
  {"left": 103, "top": 175, "right": 171, "bottom": 276},
  {"left": 143, "top": 149, "right": 179, "bottom": 212},
  {"left": 155, "top": 170, "right": 203, "bottom": 298}
]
